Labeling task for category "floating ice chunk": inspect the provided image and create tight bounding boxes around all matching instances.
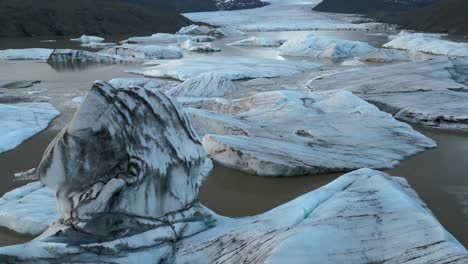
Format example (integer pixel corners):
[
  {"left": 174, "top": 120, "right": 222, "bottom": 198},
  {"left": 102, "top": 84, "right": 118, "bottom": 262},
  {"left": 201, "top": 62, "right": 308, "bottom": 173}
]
[
  {"left": 180, "top": 40, "right": 221, "bottom": 53},
  {"left": 80, "top": 42, "right": 117, "bottom": 49},
  {"left": 228, "top": 36, "right": 285, "bottom": 47},
  {"left": 0, "top": 81, "right": 40, "bottom": 89},
  {"left": 279, "top": 34, "right": 377, "bottom": 58},
  {"left": 0, "top": 182, "right": 56, "bottom": 235},
  {"left": 0, "top": 102, "right": 59, "bottom": 154},
  {"left": 134, "top": 56, "right": 321, "bottom": 81},
  {"left": 167, "top": 73, "right": 237, "bottom": 98},
  {"left": 102, "top": 44, "right": 183, "bottom": 60},
  {"left": 48, "top": 49, "right": 126, "bottom": 63},
  {"left": 308, "top": 57, "right": 468, "bottom": 131},
  {"left": 1, "top": 169, "right": 466, "bottom": 262},
  {"left": 70, "top": 35, "right": 104, "bottom": 44},
  {"left": 0, "top": 49, "right": 54, "bottom": 61},
  {"left": 383, "top": 32, "right": 468, "bottom": 57},
  {"left": 188, "top": 90, "right": 436, "bottom": 176},
  {"left": 125, "top": 33, "right": 215, "bottom": 44}
]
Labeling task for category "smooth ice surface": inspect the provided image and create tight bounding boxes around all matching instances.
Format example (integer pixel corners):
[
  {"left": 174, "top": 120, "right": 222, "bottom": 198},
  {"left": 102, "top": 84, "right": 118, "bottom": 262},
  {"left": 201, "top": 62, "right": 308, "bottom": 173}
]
[
  {"left": 279, "top": 33, "right": 377, "bottom": 58},
  {"left": 134, "top": 56, "right": 321, "bottom": 81},
  {"left": 0, "top": 49, "right": 53, "bottom": 60},
  {"left": 1, "top": 169, "right": 466, "bottom": 263},
  {"left": 308, "top": 57, "right": 468, "bottom": 130},
  {"left": 0, "top": 182, "right": 56, "bottom": 235},
  {"left": 0, "top": 103, "right": 59, "bottom": 154},
  {"left": 184, "top": 0, "right": 382, "bottom": 32},
  {"left": 187, "top": 90, "right": 435, "bottom": 176},
  {"left": 383, "top": 32, "right": 468, "bottom": 57},
  {"left": 228, "top": 36, "right": 285, "bottom": 47}
]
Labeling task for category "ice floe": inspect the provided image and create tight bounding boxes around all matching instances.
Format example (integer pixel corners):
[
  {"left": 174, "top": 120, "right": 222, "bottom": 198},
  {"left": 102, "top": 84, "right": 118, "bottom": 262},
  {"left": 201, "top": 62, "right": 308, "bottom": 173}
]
[
  {"left": 0, "top": 49, "right": 54, "bottom": 61},
  {"left": 125, "top": 33, "right": 215, "bottom": 44},
  {"left": 180, "top": 40, "right": 221, "bottom": 53},
  {"left": 167, "top": 73, "right": 237, "bottom": 98},
  {"left": 0, "top": 102, "right": 59, "bottom": 154},
  {"left": 228, "top": 36, "right": 285, "bottom": 47},
  {"left": 47, "top": 49, "right": 126, "bottom": 63},
  {"left": 358, "top": 49, "right": 437, "bottom": 63},
  {"left": 308, "top": 57, "right": 468, "bottom": 130},
  {"left": 80, "top": 42, "right": 117, "bottom": 49},
  {"left": 0, "top": 182, "right": 56, "bottom": 235},
  {"left": 133, "top": 56, "right": 321, "bottom": 81},
  {"left": 70, "top": 35, "right": 104, "bottom": 44},
  {"left": 187, "top": 90, "right": 435, "bottom": 176},
  {"left": 383, "top": 32, "right": 468, "bottom": 57},
  {"left": 1, "top": 168, "right": 466, "bottom": 262},
  {"left": 0, "top": 81, "right": 40, "bottom": 89},
  {"left": 279, "top": 33, "right": 377, "bottom": 58}
]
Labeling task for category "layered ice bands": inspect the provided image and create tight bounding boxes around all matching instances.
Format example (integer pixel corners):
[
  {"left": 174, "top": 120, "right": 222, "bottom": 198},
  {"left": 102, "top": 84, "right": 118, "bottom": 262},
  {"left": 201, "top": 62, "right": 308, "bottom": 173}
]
[
  {"left": 187, "top": 90, "right": 436, "bottom": 176},
  {"left": 0, "top": 103, "right": 59, "bottom": 154},
  {"left": 133, "top": 56, "right": 321, "bottom": 81}
]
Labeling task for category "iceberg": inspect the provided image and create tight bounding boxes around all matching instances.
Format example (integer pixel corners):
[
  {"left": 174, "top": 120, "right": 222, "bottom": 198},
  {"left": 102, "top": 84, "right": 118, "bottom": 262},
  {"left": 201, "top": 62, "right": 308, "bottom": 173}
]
[
  {"left": 383, "top": 32, "right": 468, "bottom": 57},
  {"left": 70, "top": 35, "right": 104, "bottom": 44},
  {"left": 133, "top": 56, "right": 321, "bottom": 81},
  {"left": 308, "top": 57, "right": 468, "bottom": 131},
  {"left": 187, "top": 90, "right": 435, "bottom": 176},
  {"left": 0, "top": 49, "right": 54, "bottom": 61},
  {"left": 0, "top": 83, "right": 464, "bottom": 263},
  {"left": 0, "top": 102, "right": 59, "bottom": 154},
  {"left": 228, "top": 36, "right": 285, "bottom": 47},
  {"left": 108, "top": 78, "right": 166, "bottom": 90},
  {"left": 279, "top": 34, "right": 377, "bottom": 58},
  {"left": 167, "top": 73, "right": 237, "bottom": 98},
  {"left": 125, "top": 33, "right": 215, "bottom": 44}
]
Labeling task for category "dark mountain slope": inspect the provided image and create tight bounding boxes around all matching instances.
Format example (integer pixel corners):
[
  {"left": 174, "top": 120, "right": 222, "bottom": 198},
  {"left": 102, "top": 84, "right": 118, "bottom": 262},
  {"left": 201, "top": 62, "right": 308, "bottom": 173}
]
[
  {"left": 0, "top": 0, "right": 192, "bottom": 37},
  {"left": 123, "top": 0, "right": 268, "bottom": 13},
  {"left": 314, "top": 0, "right": 467, "bottom": 36}
]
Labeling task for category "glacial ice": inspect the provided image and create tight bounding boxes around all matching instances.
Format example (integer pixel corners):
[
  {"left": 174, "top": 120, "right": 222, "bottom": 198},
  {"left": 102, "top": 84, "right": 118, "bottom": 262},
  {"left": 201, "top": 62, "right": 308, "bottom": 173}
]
[
  {"left": 1, "top": 169, "right": 466, "bottom": 263},
  {"left": 187, "top": 90, "right": 436, "bottom": 176},
  {"left": 228, "top": 36, "right": 285, "bottom": 47},
  {"left": 383, "top": 32, "right": 468, "bottom": 57},
  {"left": 0, "top": 182, "right": 56, "bottom": 235},
  {"left": 279, "top": 33, "right": 377, "bottom": 58},
  {"left": 134, "top": 56, "right": 321, "bottom": 81},
  {"left": 108, "top": 78, "right": 166, "bottom": 90},
  {"left": 0, "top": 83, "right": 465, "bottom": 263},
  {"left": 308, "top": 57, "right": 468, "bottom": 130},
  {"left": 0, "top": 49, "right": 54, "bottom": 61},
  {"left": 167, "top": 73, "right": 237, "bottom": 98},
  {"left": 125, "top": 33, "right": 215, "bottom": 44},
  {"left": 180, "top": 40, "right": 221, "bottom": 53},
  {"left": 0, "top": 102, "right": 59, "bottom": 154},
  {"left": 70, "top": 35, "right": 105, "bottom": 44}
]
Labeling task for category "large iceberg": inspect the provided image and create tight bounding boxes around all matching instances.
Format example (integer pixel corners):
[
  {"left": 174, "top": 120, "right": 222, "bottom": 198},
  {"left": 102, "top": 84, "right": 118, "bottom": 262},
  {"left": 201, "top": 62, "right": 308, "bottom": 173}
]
[
  {"left": 0, "top": 49, "right": 54, "bottom": 61},
  {"left": 47, "top": 49, "right": 126, "bottom": 63},
  {"left": 307, "top": 57, "right": 468, "bottom": 131},
  {"left": 187, "top": 90, "right": 435, "bottom": 176},
  {"left": 279, "top": 34, "right": 377, "bottom": 58},
  {"left": 133, "top": 56, "right": 321, "bottom": 81},
  {"left": 0, "top": 102, "right": 59, "bottom": 154},
  {"left": 0, "top": 82, "right": 465, "bottom": 263},
  {"left": 383, "top": 32, "right": 468, "bottom": 57}
]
